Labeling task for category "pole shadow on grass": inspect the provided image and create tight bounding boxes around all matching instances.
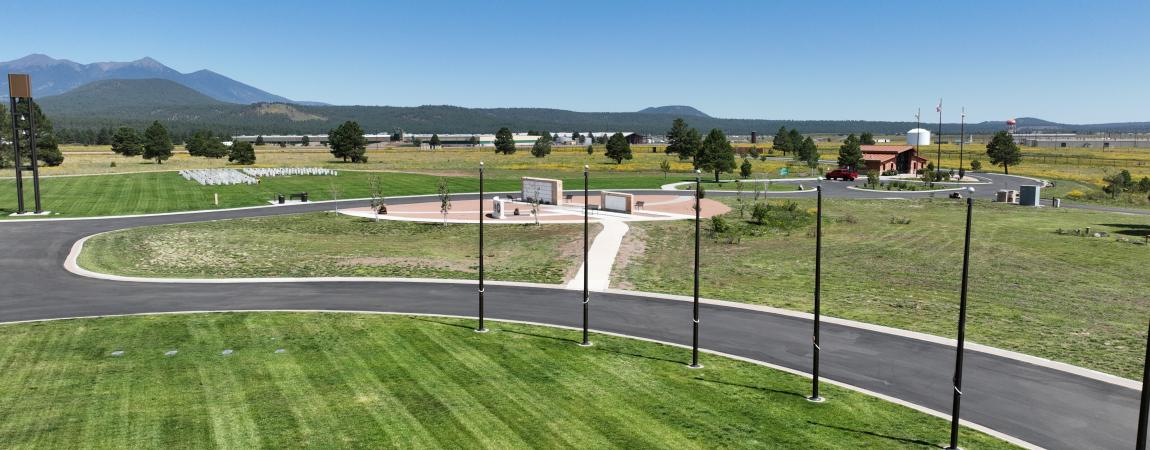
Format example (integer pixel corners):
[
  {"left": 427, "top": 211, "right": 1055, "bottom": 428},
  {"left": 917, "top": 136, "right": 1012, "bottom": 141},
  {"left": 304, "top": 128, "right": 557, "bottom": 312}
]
[
  {"left": 408, "top": 316, "right": 478, "bottom": 331},
  {"left": 408, "top": 317, "right": 693, "bottom": 366},
  {"left": 691, "top": 376, "right": 807, "bottom": 400},
  {"left": 1097, "top": 223, "right": 1150, "bottom": 237},
  {"left": 805, "top": 421, "right": 941, "bottom": 448}
]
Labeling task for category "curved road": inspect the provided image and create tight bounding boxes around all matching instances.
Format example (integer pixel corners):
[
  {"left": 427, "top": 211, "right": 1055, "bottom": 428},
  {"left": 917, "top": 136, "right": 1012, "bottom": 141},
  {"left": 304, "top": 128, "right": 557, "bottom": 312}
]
[{"left": 0, "top": 173, "right": 1144, "bottom": 449}]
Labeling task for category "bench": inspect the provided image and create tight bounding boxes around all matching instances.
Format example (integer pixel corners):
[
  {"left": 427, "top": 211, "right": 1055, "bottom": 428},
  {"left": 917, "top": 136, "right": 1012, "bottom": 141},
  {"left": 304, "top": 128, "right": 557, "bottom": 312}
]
[
  {"left": 635, "top": 201, "right": 645, "bottom": 210},
  {"left": 278, "top": 192, "right": 309, "bottom": 204},
  {"left": 564, "top": 194, "right": 574, "bottom": 203}
]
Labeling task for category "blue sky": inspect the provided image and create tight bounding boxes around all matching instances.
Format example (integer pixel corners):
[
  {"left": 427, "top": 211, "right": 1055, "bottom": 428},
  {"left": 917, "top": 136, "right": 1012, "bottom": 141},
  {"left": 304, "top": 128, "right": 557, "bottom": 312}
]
[{"left": 6, "top": 0, "right": 1149, "bottom": 123}]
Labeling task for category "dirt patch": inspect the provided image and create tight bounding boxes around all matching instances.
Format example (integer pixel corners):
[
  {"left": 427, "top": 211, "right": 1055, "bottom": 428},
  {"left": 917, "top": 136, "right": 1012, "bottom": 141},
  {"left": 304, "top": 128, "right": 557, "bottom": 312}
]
[
  {"left": 339, "top": 256, "right": 472, "bottom": 272},
  {"left": 609, "top": 225, "right": 648, "bottom": 290},
  {"left": 558, "top": 223, "right": 602, "bottom": 283}
]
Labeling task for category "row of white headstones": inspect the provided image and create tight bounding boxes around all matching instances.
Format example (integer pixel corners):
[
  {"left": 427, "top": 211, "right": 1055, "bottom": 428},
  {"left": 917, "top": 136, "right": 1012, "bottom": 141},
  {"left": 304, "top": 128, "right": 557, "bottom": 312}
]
[{"left": 179, "top": 168, "right": 337, "bottom": 186}]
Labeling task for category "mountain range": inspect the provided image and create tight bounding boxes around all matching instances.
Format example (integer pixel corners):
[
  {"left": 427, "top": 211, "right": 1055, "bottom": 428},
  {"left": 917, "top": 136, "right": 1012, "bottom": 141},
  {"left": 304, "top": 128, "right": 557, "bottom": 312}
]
[
  {"left": 0, "top": 54, "right": 324, "bottom": 104},
  {"left": 8, "top": 54, "right": 1150, "bottom": 136}
]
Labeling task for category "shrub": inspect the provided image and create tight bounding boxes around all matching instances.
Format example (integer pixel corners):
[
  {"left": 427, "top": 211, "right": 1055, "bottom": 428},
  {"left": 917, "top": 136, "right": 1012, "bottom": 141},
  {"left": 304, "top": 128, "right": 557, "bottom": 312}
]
[
  {"left": 890, "top": 216, "right": 912, "bottom": 225},
  {"left": 710, "top": 216, "right": 731, "bottom": 234},
  {"left": 1066, "top": 189, "right": 1086, "bottom": 200},
  {"left": 970, "top": 159, "right": 982, "bottom": 171}
]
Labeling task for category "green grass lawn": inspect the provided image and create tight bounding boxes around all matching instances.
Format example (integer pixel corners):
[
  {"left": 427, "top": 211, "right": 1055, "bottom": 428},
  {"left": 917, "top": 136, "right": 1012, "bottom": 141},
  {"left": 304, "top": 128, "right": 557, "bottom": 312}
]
[
  {"left": 0, "top": 170, "right": 675, "bottom": 218},
  {"left": 79, "top": 213, "right": 596, "bottom": 284},
  {"left": 616, "top": 198, "right": 1150, "bottom": 379},
  {"left": 0, "top": 313, "right": 1012, "bottom": 448}
]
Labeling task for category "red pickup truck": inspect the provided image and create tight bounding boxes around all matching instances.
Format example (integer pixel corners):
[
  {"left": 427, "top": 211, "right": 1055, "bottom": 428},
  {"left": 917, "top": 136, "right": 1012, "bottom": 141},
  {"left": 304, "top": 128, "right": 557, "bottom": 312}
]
[{"left": 825, "top": 168, "right": 859, "bottom": 181}]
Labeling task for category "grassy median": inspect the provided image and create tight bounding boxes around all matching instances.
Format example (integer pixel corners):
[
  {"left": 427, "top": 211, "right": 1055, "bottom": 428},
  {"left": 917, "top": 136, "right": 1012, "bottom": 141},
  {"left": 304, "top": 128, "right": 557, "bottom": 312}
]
[
  {"left": 79, "top": 213, "right": 596, "bottom": 283},
  {"left": 0, "top": 313, "right": 1013, "bottom": 448}
]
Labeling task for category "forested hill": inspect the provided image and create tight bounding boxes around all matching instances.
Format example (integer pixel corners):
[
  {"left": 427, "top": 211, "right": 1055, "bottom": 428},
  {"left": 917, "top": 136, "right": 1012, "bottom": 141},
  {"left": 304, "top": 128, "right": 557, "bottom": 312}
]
[{"left": 33, "top": 79, "right": 1150, "bottom": 136}]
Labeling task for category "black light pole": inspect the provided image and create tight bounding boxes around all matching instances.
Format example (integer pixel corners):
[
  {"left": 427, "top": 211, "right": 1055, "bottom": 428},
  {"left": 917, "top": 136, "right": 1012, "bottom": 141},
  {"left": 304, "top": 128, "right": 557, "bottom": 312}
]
[
  {"left": 808, "top": 185, "right": 825, "bottom": 402},
  {"left": 689, "top": 169, "right": 703, "bottom": 369},
  {"left": 946, "top": 187, "right": 975, "bottom": 450},
  {"left": 1137, "top": 318, "right": 1148, "bottom": 450},
  {"left": 580, "top": 165, "right": 591, "bottom": 347},
  {"left": 476, "top": 161, "right": 488, "bottom": 333}
]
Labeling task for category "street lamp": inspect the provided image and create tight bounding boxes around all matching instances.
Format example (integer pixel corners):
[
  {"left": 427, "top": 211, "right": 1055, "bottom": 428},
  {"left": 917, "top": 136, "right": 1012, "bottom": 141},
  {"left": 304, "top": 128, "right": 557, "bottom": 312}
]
[
  {"left": 580, "top": 165, "right": 592, "bottom": 347},
  {"left": 476, "top": 161, "right": 488, "bottom": 333},
  {"left": 945, "top": 186, "right": 975, "bottom": 450},
  {"left": 808, "top": 185, "right": 825, "bottom": 403},
  {"left": 1137, "top": 318, "right": 1148, "bottom": 450},
  {"left": 689, "top": 169, "right": 703, "bottom": 369}
]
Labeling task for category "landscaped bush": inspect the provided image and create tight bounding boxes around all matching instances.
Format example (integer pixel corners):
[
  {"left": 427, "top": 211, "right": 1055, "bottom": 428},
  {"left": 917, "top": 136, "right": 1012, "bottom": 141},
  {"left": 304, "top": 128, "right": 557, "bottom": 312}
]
[
  {"left": 1066, "top": 189, "right": 1086, "bottom": 200},
  {"left": 710, "top": 216, "right": 731, "bottom": 234},
  {"left": 748, "top": 200, "right": 812, "bottom": 231}
]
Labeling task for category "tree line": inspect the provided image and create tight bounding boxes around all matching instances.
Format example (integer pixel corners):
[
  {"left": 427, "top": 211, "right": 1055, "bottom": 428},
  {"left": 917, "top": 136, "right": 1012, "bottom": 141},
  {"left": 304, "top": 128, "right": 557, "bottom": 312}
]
[{"left": 0, "top": 101, "right": 64, "bottom": 169}]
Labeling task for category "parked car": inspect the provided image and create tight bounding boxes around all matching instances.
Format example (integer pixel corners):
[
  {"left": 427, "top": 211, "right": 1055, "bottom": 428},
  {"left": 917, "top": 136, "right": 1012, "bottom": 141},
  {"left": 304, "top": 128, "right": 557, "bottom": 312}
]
[{"left": 825, "top": 168, "right": 858, "bottom": 181}]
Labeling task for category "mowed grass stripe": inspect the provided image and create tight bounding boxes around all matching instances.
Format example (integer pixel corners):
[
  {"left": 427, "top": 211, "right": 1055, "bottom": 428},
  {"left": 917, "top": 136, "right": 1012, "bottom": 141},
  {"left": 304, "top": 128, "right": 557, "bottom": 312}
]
[
  {"left": 352, "top": 324, "right": 488, "bottom": 447},
  {"left": 471, "top": 328, "right": 682, "bottom": 448},
  {"left": 412, "top": 323, "right": 608, "bottom": 448},
  {"left": 372, "top": 324, "right": 534, "bottom": 447},
  {"left": 241, "top": 318, "right": 348, "bottom": 447},
  {"left": 186, "top": 318, "right": 265, "bottom": 449}
]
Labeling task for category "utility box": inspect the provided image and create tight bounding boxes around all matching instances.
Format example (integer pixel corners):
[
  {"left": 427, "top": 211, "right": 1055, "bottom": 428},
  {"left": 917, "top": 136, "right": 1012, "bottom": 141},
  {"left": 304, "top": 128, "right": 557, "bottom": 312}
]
[
  {"left": 995, "top": 190, "right": 1018, "bottom": 204},
  {"left": 1019, "top": 185, "right": 1041, "bottom": 206}
]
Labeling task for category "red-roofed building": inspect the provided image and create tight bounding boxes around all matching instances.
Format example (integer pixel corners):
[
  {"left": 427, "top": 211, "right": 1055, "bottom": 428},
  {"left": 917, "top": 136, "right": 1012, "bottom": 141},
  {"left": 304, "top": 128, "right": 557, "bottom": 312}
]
[{"left": 861, "top": 145, "right": 928, "bottom": 174}]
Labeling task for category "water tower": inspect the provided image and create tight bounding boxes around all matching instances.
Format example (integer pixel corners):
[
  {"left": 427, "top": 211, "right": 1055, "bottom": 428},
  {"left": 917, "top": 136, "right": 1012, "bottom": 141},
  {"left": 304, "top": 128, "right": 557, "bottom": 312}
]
[
  {"left": 1006, "top": 118, "right": 1017, "bottom": 133},
  {"left": 906, "top": 128, "right": 931, "bottom": 146}
]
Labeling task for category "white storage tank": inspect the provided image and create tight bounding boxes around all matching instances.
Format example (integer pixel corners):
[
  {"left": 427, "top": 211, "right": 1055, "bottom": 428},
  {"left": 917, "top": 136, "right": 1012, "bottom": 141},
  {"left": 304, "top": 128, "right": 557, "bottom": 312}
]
[{"left": 907, "top": 128, "right": 931, "bottom": 146}]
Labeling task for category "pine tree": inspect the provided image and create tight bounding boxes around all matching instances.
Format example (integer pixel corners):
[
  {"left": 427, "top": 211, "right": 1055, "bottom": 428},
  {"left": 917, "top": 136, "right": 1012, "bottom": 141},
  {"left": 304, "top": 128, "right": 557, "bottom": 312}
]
[
  {"left": 328, "top": 121, "right": 368, "bottom": 162},
  {"left": 142, "top": 121, "right": 173, "bottom": 164},
  {"left": 771, "top": 126, "right": 791, "bottom": 156},
  {"left": 986, "top": 131, "right": 1022, "bottom": 174},
  {"left": 860, "top": 131, "right": 876, "bottom": 145},
  {"left": 111, "top": 127, "right": 143, "bottom": 157},
  {"left": 604, "top": 132, "right": 632, "bottom": 164},
  {"left": 494, "top": 127, "right": 516, "bottom": 154},
  {"left": 228, "top": 141, "right": 257, "bottom": 165},
  {"left": 698, "top": 128, "right": 736, "bottom": 182},
  {"left": 837, "top": 133, "right": 863, "bottom": 170}
]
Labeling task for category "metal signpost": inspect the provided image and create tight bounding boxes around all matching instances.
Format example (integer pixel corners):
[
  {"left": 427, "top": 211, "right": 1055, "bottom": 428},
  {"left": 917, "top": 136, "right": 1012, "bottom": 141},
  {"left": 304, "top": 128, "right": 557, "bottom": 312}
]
[{"left": 8, "top": 73, "right": 44, "bottom": 215}]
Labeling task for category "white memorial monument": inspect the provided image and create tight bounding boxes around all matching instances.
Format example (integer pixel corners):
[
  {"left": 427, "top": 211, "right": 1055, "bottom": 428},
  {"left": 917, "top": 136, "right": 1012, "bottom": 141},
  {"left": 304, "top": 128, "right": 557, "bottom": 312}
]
[{"left": 521, "top": 177, "right": 563, "bottom": 205}]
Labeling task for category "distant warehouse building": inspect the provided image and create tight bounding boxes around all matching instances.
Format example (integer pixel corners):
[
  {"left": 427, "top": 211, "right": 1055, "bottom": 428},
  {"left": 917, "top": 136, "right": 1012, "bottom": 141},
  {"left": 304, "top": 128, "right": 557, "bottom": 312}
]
[
  {"left": 861, "top": 145, "right": 928, "bottom": 174},
  {"left": 1013, "top": 134, "right": 1150, "bottom": 148},
  {"left": 233, "top": 134, "right": 394, "bottom": 145}
]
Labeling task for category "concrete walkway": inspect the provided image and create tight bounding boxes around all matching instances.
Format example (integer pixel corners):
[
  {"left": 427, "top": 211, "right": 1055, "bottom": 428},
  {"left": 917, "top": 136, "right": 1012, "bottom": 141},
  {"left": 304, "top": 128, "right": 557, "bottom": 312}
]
[{"left": 564, "top": 217, "right": 629, "bottom": 291}]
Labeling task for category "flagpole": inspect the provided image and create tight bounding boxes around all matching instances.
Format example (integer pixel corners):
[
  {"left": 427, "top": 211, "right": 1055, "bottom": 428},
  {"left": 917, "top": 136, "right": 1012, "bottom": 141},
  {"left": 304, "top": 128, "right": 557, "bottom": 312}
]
[
  {"left": 915, "top": 108, "right": 921, "bottom": 155},
  {"left": 959, "top": 108, "right": 966, "bottom": 178},
  {"left": 936, "top": 99, "right": 943, "bottom": 174}
]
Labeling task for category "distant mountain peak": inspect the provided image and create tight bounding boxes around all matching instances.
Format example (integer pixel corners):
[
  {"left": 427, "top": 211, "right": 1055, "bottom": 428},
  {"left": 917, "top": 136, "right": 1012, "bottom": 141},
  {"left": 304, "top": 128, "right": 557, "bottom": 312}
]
[
  {"left": 638, "top": 105, "right": 711, "bottom": 118},
  {"left": 0, "top": 53, "right": 296, "bottom": 104}
]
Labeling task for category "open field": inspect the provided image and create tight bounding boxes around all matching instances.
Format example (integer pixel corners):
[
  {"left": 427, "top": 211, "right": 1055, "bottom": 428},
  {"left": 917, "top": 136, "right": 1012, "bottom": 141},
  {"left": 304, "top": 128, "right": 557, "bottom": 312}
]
[
  {"left": 80, "top": 213, "right": 596, "bottom": 283},
  {"left": 0, "top": 170, "right": 676, "bottom": 218},
  {"left": 616, "top": 198, "right": 1150, "bottom": 379},
  {"left": 48, "top": 145, "right": 794, "bottom": 178},
  {"left": 77, "top": 199, "right": 1150, "bottom": 379},
  {"left": 0, "top": 313, "right": 1011, "bottom": 448}
]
